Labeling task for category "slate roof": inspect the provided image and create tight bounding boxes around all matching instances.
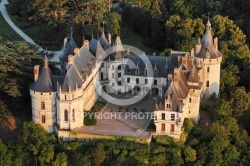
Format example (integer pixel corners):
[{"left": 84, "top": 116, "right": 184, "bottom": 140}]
[
  {"left": 95, "top": 40, "right": 105, "bottom": 59},
  {"left": 124, "top": 55, "right": 168, "bottom": 78},
  {"left": 59, "top": 37, "right": 77, "bottom": 62},
  {"left": 89, "top": 38, "right": 98, "bottom": 55},
  {"left": 61, "top": 65, "right": 83, "bottom": 92},
  {"left": 195, "top": 19, "right": 222, "bottom": 59},
  {"left": 111, "top": 36, "right": 125, "bottom": 60},
  {"left": 168, "top": 51, "right": 188, "bottom": 70},
  {"left": 61, "top": 46, "right": 96, "bottom": 92},
  {"left": 99, "top": 32, "right": 110, "bottom": 49},
  {"left": 187, "top": 66, "right": 200, "bottom": 83},
  {"left": 30, "top": 57, "right": 55, "bottom": 92}
]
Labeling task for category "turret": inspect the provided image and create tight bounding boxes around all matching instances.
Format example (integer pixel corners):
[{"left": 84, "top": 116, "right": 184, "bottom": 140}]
[
  {"left": 194, "top": 18, "right": 222, "bottom": 99},
  {"left": 29, "top": 56, "right": 56, "bottom": 132}
]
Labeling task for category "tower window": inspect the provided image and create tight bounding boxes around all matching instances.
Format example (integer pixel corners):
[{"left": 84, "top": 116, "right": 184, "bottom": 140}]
[
  {"left": 154, "top": 70, "right": 157, "bottom": 76},
  {"left": 72, "top": 109, "right": 75, "bottom": 121},
  {"left": 145, "top": 79, "right": 148, "bottom": 84},
  {"left": 127, "top": 77, "right": 130, "bottom": 83},
  {"left": 171, "top": 114, "right": 175, "bottom": 121},
  {"left": 136, "top": 78, "right": 139, "bottom": 84},
  {"left": 207, "top": 67, "right": 210, "bottom": 72},
  {"left": 41, "top": 102, "right": 45, "bottom": 110},
  {"left": 118, "top": 72, "right": 121, "bottom": 77},
  {"left": 136, "top": 68, "right": 139, "bottom": 75},
  {"left": 154, "top": 80, "right": 157, "bottom": 85},
  {"left": 189, "top": 98, "right": 192, "bottom": 103},
  {"left": 42, "top": 115, "right": 46, "bottom": 124},
  {"left": 166, "top": 104, "right": 170, "bottom": 108},
  {"left": 64, "top": 109, "right": 68, "bottom": 122},
  {"left": 161, "top": 113, "right": 165, "bottom": 120},
  {"left": 206, "top": 81, "right": 209, "bottom": 87}
]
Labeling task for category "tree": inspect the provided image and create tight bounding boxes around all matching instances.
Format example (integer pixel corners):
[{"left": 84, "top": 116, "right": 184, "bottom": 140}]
[
  {"left": 222, "top": 145, "right": 240, "bottom": 165},
  {"left": 87, "top": 143, "right": 106, "bottom": 166},
  {"left": 54, "top": 152, "right": 68, "bottom": 166},
  {"left": 0, "top": 140, "right": 12, "bottom": 166},
  {"left": 230, "top": 87, "right": 250, "bottom": 117},
  {"left": 183, "top": 146, "right": 196, "bottom": 162},
  {"left": 19, "top": 122, "right": 55, "bottom": 165},
  {"left": 104, "top": 12, "right": 121, "bottom": 36}
]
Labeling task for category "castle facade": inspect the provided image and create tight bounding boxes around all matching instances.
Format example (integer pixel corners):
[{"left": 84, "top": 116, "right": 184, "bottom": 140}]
[{"left": 30, "top": 19, "right": 222, "bottom": 138}]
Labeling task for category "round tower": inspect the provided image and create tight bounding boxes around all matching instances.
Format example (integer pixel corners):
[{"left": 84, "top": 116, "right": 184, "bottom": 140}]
[
  {"left": 194, "top": 19, "right": 222, "bottom": 99},
  {"left": 29, "top": 57, "right": 56, "bottom": 132}
]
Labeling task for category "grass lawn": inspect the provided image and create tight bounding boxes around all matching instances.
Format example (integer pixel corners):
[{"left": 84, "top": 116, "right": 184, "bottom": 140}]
[
  {"left": 0, "top": 13, "right": 22, "bottom": 41},
  {"left": 8, "top": 14, "right": 63, "bottom": 50},
  {"left": 120, "top": 26, "right": 156, "bottom": 55},
  {"left": 7, "top": 12, "right": 156, "bottom": 53}
]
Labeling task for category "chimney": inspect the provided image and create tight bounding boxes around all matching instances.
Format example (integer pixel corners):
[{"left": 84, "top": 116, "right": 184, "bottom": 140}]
[
  {"left": 108, "top": 33, "right": 111, "bottom": 45},
  {"left": 195, "top": 38, "right": 201, "bottom": 54},
  {"left": 214, "top": 37, "right": 218, "bottom": 50},
  {"left": 63, "top": 37, "right": 68, "bottom": 50},
  {"left": 44, "top": 56, "right": 49, "bottom": 68},
  {"left": 177, "top": 56, "right": 182, "bottom": 67},
  {"left": 83, "top": 40, "right": 89, "bottom": 50},
  {"left": 68, "top": 55, "right": 74, "bottom": 64},
  {"left": 34, "top": 65, "right": 40, "bottom": 81}
]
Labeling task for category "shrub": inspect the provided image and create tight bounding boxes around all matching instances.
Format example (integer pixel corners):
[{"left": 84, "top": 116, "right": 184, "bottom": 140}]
[
  {"left": 191, "top": 126, "right": 202, "bottom": 137},
  {"left": 183, "top": 118, "right": 194, "bottom": 134},
  {"left": 189, "top": 139, "right": 199, "bottom": 148},
  {"left": 84, "top": 111, "right": 97, "bottom": 126},
  {"left": 155, "top": 135, "right": 178, "bottom": 147}
]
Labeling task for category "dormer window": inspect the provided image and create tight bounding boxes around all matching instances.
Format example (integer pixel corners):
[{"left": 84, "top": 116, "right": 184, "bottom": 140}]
[
  {"left": 166, "top": 104, "right": 171, "bottom": 109},
  {"left": 136, "top": 67, "right": 139, "bottom": 75},
  {"left": 154, "top": 65, "right": 158, "bottom": 76}
]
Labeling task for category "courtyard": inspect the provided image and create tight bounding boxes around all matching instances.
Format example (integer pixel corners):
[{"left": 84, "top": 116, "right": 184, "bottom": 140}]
[{"left": 74, "top": 95, "right": 159, "bottom": 138}]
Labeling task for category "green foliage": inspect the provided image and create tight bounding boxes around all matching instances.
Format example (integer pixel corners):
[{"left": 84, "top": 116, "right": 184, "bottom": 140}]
[
  {"left": 104, "top": 12, "right": 121, "bottom": 36},
  {"left": 0, "top": 139, "right": 12, "bottom": 166},
  {"left": 155, "top": 135, "right": 178, "bottom": 147},
  {"left": 178, "top": 131, "right": 188, "bottom": 145},
  {"left": 183, "top": 146, "right": 196, "bottom": 162},
  {"left": 54, "top": 152, "right": 68, "bottom": 166},
  {"left": 183, "top": 118, "right": 194, "bottom": 134},
  {"left": 91, "top": 101, "right": 105, "bottom": 112},
  {"left": 84, "top": 111, "right": 97, "bottom": 126},
  {"left": 19, "top": 122, "right": 56, "bottom": 165},
  {"left": 230, "top": 87, "right": 250, "bottom": 117},
  {"left": 191, "top": 126, "right": 202, "bottom": 137},
  {"left": 87, "top": 143, "right": 106, "bottom": 166}
]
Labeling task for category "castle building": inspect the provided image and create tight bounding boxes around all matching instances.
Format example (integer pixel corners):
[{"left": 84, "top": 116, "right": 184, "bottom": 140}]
[{"left": 30, "top": 19, "right": 222, "bottom": 138}]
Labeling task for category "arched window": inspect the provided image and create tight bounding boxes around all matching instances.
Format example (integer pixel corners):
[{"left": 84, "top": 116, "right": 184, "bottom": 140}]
[
  {"left": 72, "top": 109, "right": 75, "bottom": 121},
  {"left": 64, "top": 109, "right": 68, "bottom": 122}
]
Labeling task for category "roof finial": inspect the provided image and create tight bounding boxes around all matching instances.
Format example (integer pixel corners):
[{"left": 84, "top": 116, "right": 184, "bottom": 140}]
[
  {"left": 71, "top": 27, "right": 73, "bottom": 37},
  {"left": 102, "top": 21, "right": 105, "bottom": 32},
  {"left": 206, "top": 13, "right": 211, "bottom": 30}
]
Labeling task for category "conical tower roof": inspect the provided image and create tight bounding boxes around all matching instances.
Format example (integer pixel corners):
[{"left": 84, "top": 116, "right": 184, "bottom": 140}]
[
  {"left": 59, "top": 37, "right": 77, "bottom": 62},
  {"left": 111, "top": 36, "right": 125, "bottom": 60},
  {"left": 30, "top": 57, "right": 54, "bottom": 92},
  {"left": 195, "top": 19, "right": 222, "bottom": 59}
]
